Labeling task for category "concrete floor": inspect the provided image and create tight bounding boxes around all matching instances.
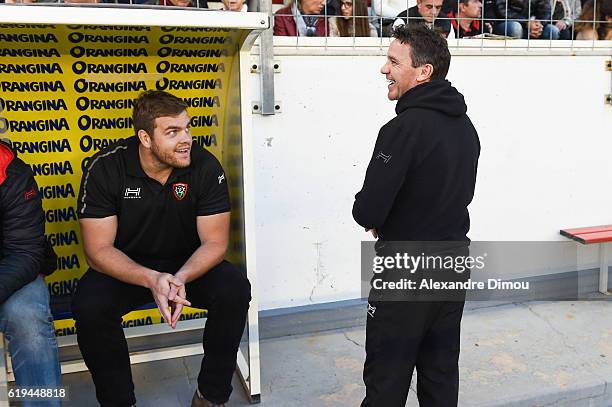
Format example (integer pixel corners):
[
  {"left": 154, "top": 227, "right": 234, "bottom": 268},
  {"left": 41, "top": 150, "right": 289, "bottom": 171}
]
[{"left": 60, "top": 300, "right": 612, "bottom": 407}]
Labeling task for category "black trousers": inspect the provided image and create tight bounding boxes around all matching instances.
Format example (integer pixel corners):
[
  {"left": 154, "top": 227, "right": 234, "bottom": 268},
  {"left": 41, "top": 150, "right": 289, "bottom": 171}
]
[
  {"left": 71, "top": 260, "right": 251, "bottom": 407},
  {"left": 361, "top": 300, "right": 465, "bottom": 407}
]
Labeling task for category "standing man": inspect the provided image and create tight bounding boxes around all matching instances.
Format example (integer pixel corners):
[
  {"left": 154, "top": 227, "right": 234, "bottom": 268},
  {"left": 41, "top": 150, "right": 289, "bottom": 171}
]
[
  {"left": 72, "top": 90, "right": 251, "bottom": 407},
  {"left": 0, "top": 139, "right": 61, "bottom": 406},
  {"left": 353, "top": 25, "right": 480, "bottom": 406}
]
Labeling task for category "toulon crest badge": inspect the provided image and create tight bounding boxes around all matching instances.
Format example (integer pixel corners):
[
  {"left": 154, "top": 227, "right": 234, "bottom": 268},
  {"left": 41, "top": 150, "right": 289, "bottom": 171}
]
[{"left": 172, "top": 183, "right": 188, "bottom": 200}]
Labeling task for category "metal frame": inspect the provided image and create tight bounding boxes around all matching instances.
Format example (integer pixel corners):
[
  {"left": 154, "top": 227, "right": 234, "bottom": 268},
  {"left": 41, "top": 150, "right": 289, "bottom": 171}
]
[
  {"left": 0, "top": 5, "right": 268, "bottom": 404},
  {"left": 257, "top": 0, "right": 276, "bottom": 115},
  {"left": 238, "top": 28, "right": 266, "bottom": 403},
  {"left": 598, "top": 243, "right": 611, "bottom": 295}
]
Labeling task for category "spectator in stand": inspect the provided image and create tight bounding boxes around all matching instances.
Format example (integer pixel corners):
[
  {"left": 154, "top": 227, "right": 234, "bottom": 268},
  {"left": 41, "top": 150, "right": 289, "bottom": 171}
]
[
  {"left": 446, "top": 0, "right": 492, "bottom": 37},
  {"left": 493, "top": 0, "right": 560, "bottom": 39},
  {"left": 221, "top": 0, "right": 247, "bottom": 11},
  {"left": 274, "top": 0, "right": 327, "bottom": 36},
  {"left": 159, "top": 0, "right": 209, "bottom": 7},
  {"left": 551, "top": 0, "right": 581, "bottom": 39},
  {"left": 329, "top": 0, "right": 378, "bottom": 36},
  {"left": 371, "top": 0, "right": 413, "bottom": 35},
  {"left": 394, "top": 0, "right": 452, "bottom": 37},
  {"left": 575, "top": 0, "right": 612, "bottom": 39}
]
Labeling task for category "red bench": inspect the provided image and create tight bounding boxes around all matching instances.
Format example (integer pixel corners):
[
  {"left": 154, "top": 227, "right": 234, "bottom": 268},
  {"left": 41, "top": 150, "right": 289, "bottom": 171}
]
[{"left": 560, "top": 224, "right": 612, "bottom": 294}]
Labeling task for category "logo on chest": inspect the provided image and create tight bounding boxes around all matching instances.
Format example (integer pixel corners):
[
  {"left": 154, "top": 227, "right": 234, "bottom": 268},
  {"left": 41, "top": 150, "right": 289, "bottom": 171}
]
[
  {"left": 172, "top": 182, "right": 188, "bottom": 201},
  {"left": 124, "top": 187, "right": 141, "bottom": 199}
]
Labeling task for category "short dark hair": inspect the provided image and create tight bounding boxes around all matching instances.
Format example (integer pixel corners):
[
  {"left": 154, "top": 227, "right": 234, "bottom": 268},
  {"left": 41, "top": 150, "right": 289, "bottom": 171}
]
[
  {"left": 391, "top": 24, "right": 451, "bottom": 81},
  {"left": 132, "top": 90, "right": 188, "bottom": 137}
]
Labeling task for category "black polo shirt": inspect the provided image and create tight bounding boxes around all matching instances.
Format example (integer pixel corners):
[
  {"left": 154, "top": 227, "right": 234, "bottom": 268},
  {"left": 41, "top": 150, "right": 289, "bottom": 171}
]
[{"left": 77, "top": 136, "right": 230, "bottom": 275}]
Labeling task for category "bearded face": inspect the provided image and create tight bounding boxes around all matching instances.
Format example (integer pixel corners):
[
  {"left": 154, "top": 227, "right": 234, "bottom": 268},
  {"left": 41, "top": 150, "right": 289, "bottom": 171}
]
[{"left": 149, "top": 111, "right": 193, "bottom": 169}]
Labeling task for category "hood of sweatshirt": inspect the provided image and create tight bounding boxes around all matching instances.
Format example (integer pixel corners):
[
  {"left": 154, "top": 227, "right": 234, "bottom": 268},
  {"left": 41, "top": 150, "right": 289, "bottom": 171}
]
[{"left": 395, "top": 79, "right": 467, "bottom": 117}]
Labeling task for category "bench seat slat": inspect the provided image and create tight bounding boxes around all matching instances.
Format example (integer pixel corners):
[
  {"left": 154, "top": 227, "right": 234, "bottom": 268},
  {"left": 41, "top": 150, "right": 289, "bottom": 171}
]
[
  {"left": 561, "top": 224, "right": 612, "bottom": 236},
  {"left": 560, "top": 229, "right": 612, "bottom": 244}
]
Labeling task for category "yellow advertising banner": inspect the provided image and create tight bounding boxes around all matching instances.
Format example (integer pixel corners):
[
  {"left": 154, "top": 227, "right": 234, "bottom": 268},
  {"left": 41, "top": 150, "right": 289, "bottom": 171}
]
[{"left": 0, "top": 23, "right": 247, "bottom": 335}]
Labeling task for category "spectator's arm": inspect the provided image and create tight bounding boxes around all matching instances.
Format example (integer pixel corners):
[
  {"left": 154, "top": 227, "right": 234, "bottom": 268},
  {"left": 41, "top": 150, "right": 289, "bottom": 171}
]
[
  {"left": 438, "top": 18, "right": 451, "bottom": 37},
  {"left": 0, "top": 166, "right": 44, "bottom": 304},
  {"left": 566, "top": 0, "right": 580, "bottom": 25},
  {"left": 274, "top": 14, "right": 291, "bottom": 35}
]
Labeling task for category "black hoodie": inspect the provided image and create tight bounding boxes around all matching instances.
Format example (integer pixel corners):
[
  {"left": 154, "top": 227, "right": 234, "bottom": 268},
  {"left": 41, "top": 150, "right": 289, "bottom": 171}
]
[{"left": 352, "top": 79, "right": 480, "bottom": 242}]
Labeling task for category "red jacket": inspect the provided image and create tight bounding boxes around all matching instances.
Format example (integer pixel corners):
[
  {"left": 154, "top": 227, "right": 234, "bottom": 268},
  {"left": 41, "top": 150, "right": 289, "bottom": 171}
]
[{"left": 274, "top": 6, "right": 328, "bottom": 36}]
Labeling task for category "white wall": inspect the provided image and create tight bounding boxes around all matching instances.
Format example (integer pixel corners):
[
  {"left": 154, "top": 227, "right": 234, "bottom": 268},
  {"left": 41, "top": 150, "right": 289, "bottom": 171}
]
[{"left": 249, "top": 42, "right": 612, "bottom": 310}]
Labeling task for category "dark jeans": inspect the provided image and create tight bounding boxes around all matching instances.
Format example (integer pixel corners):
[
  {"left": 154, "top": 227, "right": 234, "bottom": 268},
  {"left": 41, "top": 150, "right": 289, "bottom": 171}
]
[
  {"left": 72, "top": 261, "right": 251, "bottom": 407},
  {"left": 361, "top": 300, "right": 465, "bottom": 407}
]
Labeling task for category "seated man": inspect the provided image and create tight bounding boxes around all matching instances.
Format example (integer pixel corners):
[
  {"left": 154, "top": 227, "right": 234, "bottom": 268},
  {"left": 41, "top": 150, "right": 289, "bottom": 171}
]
[
  {"left": 72, "top": 90, "right": 251, "bottom": 407},
  {"left": 0, "top": 140, "right": 61, "bottom": 406},
  {"left": 394, "top": 0, "right": 452, "bottom": 37},
  {"left": 494, "top": 0, "right": 560, "bottom": 39},
  {"left": 446, "top": 0, "right": 490, "bottom": 37}
]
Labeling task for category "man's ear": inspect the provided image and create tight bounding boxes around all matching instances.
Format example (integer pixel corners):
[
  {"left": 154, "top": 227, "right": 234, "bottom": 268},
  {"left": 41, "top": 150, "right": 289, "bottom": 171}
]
[
  {"left": 417, "top": 63, "right": 434, "bottom": 83},
  {"left": 138, "top": 129, "right": 152, "bottom": 148}
]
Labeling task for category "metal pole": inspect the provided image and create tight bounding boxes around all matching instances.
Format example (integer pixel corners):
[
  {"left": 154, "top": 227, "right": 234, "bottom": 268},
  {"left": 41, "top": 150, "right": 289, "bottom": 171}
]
[
  {"left": 599, "top": 242, "right": 610, "bottom": 294},
  {"left": 259, "top": 0, "right": 276, "bottom": 115}
]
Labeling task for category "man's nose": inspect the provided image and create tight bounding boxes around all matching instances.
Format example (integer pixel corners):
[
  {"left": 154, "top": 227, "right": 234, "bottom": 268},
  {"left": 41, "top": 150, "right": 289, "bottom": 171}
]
[{"left": 180, "top": 129, "right": 192, "bottom": 142}]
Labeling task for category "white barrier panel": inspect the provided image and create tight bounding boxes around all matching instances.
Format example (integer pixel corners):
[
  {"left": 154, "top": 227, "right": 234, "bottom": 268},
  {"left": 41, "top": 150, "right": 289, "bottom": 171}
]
[{"left": 249, "top": 43, "right": 612, "bottom": 310}]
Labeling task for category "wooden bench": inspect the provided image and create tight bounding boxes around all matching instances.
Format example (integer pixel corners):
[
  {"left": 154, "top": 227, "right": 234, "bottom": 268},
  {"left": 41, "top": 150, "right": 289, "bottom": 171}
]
[{"left": 560, "top": 224, "right": 612, "bottom": 295}]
